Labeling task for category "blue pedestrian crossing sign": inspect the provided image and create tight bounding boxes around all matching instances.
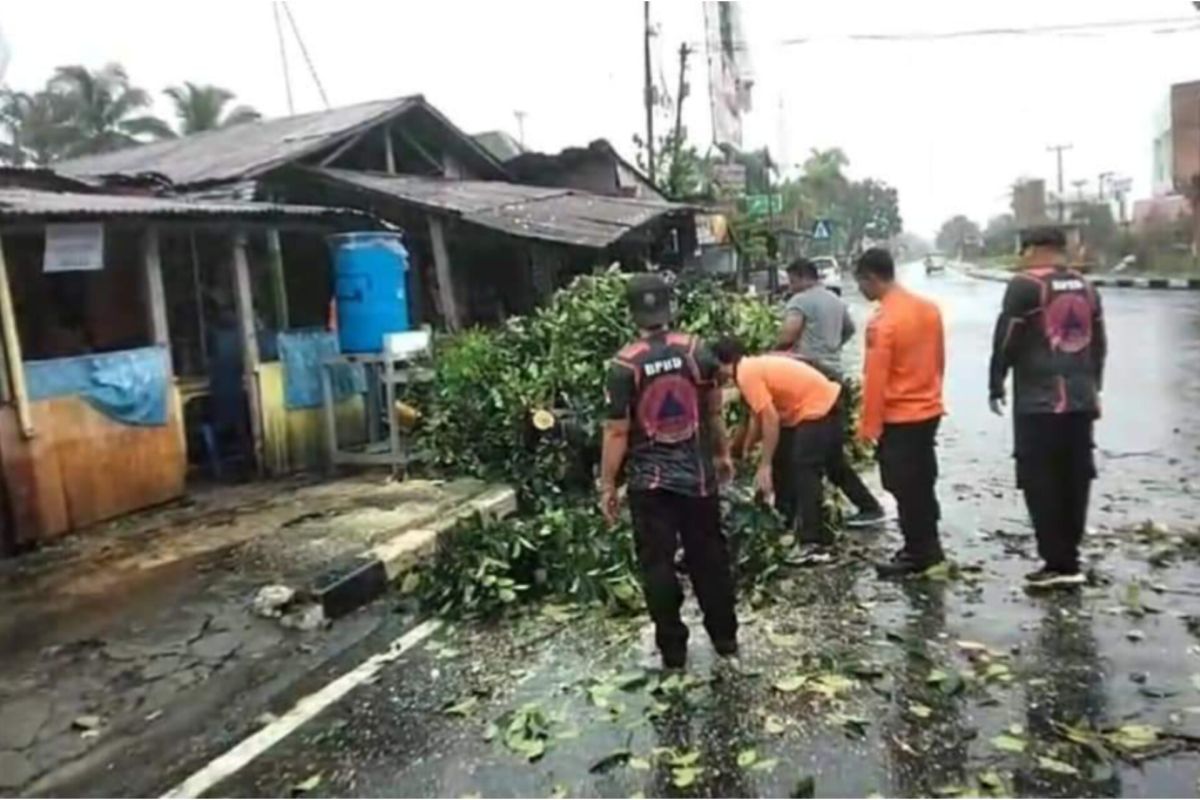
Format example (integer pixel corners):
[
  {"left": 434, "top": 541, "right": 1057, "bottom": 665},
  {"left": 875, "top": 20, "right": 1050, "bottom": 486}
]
[{"left": 811, "top": 219, "right": 833, "bottom": 241}]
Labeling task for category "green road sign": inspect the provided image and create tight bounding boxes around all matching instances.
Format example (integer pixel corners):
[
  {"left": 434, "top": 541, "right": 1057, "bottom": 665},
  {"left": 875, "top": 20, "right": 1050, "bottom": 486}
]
[{"left": 745, "top": 194, "right": 783, "bottom": 217}]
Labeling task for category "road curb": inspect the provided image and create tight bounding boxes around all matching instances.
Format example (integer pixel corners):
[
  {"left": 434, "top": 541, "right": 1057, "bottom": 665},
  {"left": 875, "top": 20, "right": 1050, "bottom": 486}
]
[
  {"left": 963, "top": 267, "right": 1200, "bottom": 291},
  {"left": 313, "top": 484, "right": 518, "bottom": 618}
]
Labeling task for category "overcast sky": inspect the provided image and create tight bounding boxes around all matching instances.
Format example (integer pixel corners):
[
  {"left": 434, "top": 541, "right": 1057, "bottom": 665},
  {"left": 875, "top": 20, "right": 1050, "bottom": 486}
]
[{"left": 3, "top": 1, "right": 1199, "bottom": 236}]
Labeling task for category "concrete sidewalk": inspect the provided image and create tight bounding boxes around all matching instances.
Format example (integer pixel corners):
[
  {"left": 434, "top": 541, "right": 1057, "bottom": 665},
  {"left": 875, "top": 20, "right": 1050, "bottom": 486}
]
[{"left": 0, "top": 473, "right": 513, "bottom": 795}]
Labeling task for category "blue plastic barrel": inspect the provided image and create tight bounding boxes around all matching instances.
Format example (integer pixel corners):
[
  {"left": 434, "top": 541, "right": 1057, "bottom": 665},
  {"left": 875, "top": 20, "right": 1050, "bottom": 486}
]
[{"left": 328, "top": 232, "right": 410, "bottom": 353}]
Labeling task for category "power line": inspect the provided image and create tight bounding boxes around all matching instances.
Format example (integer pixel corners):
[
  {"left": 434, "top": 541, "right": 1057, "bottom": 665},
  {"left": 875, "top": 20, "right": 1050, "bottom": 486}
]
[
  {"left": 683, "top": 14, "right": 1200, "bottom": 51},
  {"left": 271, "top": 2, "right": 294, "bottom": 115},
  {"left": 281, "top": 1, "right": 330, "bottom": 109}
]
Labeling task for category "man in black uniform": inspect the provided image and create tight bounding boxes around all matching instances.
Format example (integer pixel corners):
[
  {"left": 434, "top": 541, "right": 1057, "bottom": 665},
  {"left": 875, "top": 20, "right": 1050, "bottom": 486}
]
[
  {"left": 600, "top": 273, "right": 737, "bottom": 670},
  {"left": 989, "top": 226, "right": 1107, "bottom": 589}
]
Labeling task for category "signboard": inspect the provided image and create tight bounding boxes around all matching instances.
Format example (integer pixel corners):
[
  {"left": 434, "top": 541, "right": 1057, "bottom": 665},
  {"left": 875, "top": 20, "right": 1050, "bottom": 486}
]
[
  {"left": 695, "top": 213, "right": 730, "bottom": 246},
  {"left": 711, "top": 163, "right": 747, "bottom": 194},
  {"left": 744, "top": 194, "right": 783, "bottom": 217},
  {"left": 811, "top": 219, "right": 833, "bottom": 241},
  {"left": 44, "top": 223, "right": 104, "bottom": 273}
]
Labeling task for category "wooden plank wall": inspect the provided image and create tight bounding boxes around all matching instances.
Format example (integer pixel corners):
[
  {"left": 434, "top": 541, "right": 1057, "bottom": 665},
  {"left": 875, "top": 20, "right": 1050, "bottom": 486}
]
[{"left": 0, "top": 394, "right": 186, "bottom": 545}]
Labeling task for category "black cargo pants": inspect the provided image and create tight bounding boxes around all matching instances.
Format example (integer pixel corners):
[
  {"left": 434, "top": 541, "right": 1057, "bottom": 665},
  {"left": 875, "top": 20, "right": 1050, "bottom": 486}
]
[
  {"left": 878, "top": 416, "right": 944, "bottom": 565},
  {"left": 773, "top": 400, "right": 882, "bottom": 544},
  {"left": 1014, "top": 412, "right": 1096, "bottom": 573},
  {"left": 628, "top": 490, "right": 738, "bottom": 668}
]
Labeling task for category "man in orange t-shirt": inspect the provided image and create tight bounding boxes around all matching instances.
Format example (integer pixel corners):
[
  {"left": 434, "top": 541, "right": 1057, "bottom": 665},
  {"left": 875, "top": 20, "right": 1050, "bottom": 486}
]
[
  {"left": 714, "top": 338, "right": 879, "bottom": 551},
  {"left": 854, "top": 248, "right": 947, "bottom": 577}
]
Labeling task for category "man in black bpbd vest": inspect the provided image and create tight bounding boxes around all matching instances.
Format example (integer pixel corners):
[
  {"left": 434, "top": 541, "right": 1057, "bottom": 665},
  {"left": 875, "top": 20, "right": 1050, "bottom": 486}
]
[
  {"left": 600, "top": 273, "right": 738, "bottom": 671},
  {"left": 989, "top": 226, "right": 1107, "bottom": 589}
]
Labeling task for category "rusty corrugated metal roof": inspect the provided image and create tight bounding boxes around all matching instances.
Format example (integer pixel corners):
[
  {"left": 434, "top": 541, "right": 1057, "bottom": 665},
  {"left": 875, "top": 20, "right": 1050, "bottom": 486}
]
[
  {"left": 0, "top": 188, "right": 380, "bottom": 227},
  {"left": 54, "top": 95, "right": 507, "bottom": 189},
  {"left": 309, "top": 168, "right": 688, "bottom": 248}
]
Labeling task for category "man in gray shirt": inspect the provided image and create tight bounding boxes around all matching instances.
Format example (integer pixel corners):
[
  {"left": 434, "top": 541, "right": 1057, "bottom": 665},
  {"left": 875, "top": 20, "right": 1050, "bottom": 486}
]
[
  {"left": 778, "top": 257, "right": 856, "bottom": 377},
  {"left": 776, "top": 256, "right": 885, "bottom": 527}
]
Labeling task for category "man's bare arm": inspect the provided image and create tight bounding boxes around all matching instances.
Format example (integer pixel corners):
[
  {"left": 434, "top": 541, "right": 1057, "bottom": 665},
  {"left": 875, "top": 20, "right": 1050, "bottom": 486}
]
[
  {"left": 776, "top": 313, "right": 805, "bottom": 350},
  {"left": 600, "top": 420, "right": 629, "bottom": 490}
]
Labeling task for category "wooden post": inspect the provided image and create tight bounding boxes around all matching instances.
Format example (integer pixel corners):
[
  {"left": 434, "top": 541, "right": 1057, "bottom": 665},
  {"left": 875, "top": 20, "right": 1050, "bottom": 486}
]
[
  {"left": 141, "top": 226, "right": 172, "bottom": 373},
  {"left": 265, "top": 228, "right": 289, "bottom": 330},
  {"left": 427, "top": 216, "right": 461, "bottom": 331},
  {"left": 231, "top": 231, "right": 264, "bottom": 474},
  {"left": 383, "top": 126, "right": 396, "bottom": 174},
  {"left": 0, "top": 234, "right": 32, "bottom": 437}
]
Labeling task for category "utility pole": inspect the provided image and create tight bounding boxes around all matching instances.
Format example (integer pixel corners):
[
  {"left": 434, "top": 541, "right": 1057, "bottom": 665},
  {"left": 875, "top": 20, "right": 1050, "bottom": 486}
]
[
  {"left": 1047, "top": 143, "right": 1072, "bottom": 222},
  {"left": 513, "top": 111, "right": 527, "bottom": 147},
  {"left": 1097, "top": 171, "right": 1114, "bottom": 201},
  {"left": 669, "top": 43, "right": 691, "bottom": 193},
  {"left": 643, "top": 2, "right": 656, "bottom": 185},
  {"left": 1072, "top": 179, "right": 1087, "bottom": 203}
]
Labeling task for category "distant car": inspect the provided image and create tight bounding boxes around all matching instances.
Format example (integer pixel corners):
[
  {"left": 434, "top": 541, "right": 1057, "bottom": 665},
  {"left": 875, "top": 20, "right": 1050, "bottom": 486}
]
[
  {"left": 811, "top": 256, "right": 842, "bottom": 293},
  {"left": 924, "top": 254, "right": 947, "bottom": 275}
]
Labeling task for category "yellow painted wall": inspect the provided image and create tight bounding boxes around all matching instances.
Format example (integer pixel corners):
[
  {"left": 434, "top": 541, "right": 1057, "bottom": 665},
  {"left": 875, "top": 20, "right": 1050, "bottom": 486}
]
[{"left": 257, "top": 362, "right": 366, "bottom": 475}]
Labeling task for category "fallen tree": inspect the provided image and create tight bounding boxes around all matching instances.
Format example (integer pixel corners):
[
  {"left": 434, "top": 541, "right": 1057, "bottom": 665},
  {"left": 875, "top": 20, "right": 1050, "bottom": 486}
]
[{"left": 401, "top": 269, "right": 870, "bottom": 619}]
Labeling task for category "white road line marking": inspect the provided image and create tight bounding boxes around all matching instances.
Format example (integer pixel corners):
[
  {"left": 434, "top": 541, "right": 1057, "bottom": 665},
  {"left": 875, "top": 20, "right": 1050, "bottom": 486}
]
[{"left": 163, "top": 618, "right": 442, "bottom": 799}]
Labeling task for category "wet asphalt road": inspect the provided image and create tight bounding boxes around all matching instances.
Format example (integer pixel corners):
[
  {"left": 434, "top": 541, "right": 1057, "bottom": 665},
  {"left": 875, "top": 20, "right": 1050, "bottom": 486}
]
[{"left": 183, "top": 265, "right": 1200, "bottom": 799}]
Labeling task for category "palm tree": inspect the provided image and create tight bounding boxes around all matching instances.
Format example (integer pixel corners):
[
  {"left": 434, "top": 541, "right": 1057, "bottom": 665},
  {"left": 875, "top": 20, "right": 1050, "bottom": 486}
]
[
  {"left": 0, "top": 88, "right": 74, "bottom": 165},
  {"left": 800, "top": 147, "right": 850, "bottom": 213},
  {"left": 163, "top": 82, "right": 260, "bottom": 136},
  {"left": 49, "top": 62, "right": 173, "bottom": 157}
]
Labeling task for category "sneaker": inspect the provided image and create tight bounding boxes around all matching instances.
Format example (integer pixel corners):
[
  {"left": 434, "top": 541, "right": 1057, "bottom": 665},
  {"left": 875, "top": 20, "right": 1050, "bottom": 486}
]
[
  {"left": 1024, "top": 568, "right": 1085, "bottom": 589},
  {"left": 784, "top": 543, "right": 835, "bottom": 567},
  {"left": 845, "top": 508, "right": 889, "bottom": 528},
  {"left": 875, "top": 553, "right": 944, "bottom": 579}
]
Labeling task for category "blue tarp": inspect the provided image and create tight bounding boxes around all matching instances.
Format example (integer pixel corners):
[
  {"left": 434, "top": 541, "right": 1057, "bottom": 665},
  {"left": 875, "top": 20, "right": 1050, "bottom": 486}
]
[
  {"left": 277, "top": 329, "right": 366, "bottom": 410},
  {"left": 25, "top": 346, "right": 169, "bottom": 426}
]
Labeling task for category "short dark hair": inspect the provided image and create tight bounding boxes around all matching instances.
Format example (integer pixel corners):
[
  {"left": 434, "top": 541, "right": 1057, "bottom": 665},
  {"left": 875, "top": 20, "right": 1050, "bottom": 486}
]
[
  {"left": 711, "top": 336, "right": 745, "bottom": 365},
  {"left": 1020, "top": 226, "right": 1067, "bottom": 251},
  {"left": 855, "top": 247, "right": 895, "bottom": 280},
  {"left": 786, "top": 257, "right": 819, "bottom": 281}
]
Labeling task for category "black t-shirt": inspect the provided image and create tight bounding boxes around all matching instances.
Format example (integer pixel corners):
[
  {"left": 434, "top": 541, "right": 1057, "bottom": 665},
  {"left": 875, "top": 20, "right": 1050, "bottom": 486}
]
[{"left": 605, "top": 331, "right": 719, "bottom": 497}]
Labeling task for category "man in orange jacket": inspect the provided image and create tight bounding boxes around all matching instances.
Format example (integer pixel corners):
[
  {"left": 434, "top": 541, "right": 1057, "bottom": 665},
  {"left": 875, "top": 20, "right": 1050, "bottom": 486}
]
[{"left": 854, "top": 248, "right": 948, "bottom": 577}]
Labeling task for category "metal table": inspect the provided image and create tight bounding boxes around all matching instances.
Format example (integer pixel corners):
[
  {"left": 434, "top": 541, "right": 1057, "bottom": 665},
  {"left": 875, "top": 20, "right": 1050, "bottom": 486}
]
[{"left": 320, "top": 352, "right": 433, "bottom": 476}]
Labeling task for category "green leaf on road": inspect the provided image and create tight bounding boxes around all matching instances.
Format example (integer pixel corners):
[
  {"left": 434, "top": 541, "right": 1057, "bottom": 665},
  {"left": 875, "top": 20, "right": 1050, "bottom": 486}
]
[
  {"left": 293, "top": 773, "right": 322, "bottom": 793},
  {"left": 629, "top": 757, "right": 651, "bottom": 771},
  {"left": 443, "top": 696, "right": 479, "bottom": 717},
  {"left": 588, "top": 748, "right": 632, "bottom": 774},
  {"left": 977, "top": 770, "right": 1003, "bottom": 791},
  {"left": 1037, "top": 756, "right": 1079, "bottom": 776},
  {"left": 830, "top": 713, "right": 870, "bottom": 738},
  {"left": 482, "top": 722, "right": 499, "bottom": 742},
  {"left": 1105, "top": 724, "right": 1160, "bottom": 750},
  {"left": 550, "top": 785, "right": 568, "bottom": 799},
  {"left": 765, "top": 715, "right": 787, "bottom": 735},
  {"left": 990, "top": 734, "right": 1027, "bottom": 753},
  {"left": 752, "top": 758, "right": 780, "bottom": 772},
  {"left": 983, "top": 663, "right": 1012, "bottom": 682},
  {"left": 615, "top": 670, "right": 649, "bottom": 691},
  {"left": 671, "top": 767, "right": 699, "bottom": 788},
  {"left": 773, "top": 674, "right": 807, "bottom": 693},
  {"left": 668, "top": 749, "right": 701, "bottom": 768},
  {"left": 908, "top": 703, "right": 933, "bottom": 719},
  {"left": 810, "top": 673, "right": 855, "bottom": 698},
  {"left": 737, "top": 748, "right": 758, "bottom": 768}
]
